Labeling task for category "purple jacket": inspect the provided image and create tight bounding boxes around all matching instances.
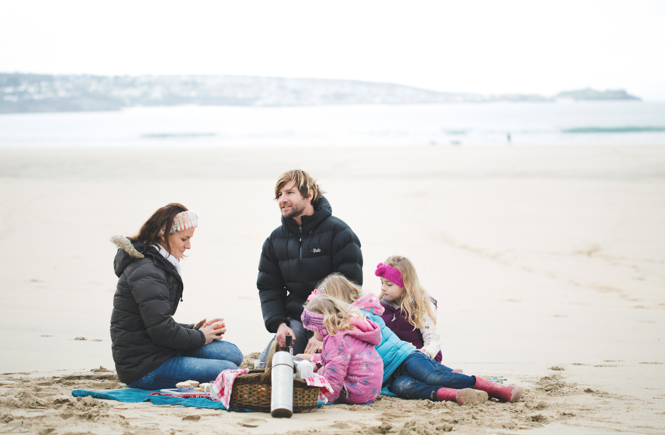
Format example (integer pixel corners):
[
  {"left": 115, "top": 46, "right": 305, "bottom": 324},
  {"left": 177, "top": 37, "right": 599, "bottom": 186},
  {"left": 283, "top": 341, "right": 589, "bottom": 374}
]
[
  {"left": 380, "top": 298, "right": 442, "bottom": 363},
  {"left": 313, "top": 317, "right": 384, "bottom": 404}
]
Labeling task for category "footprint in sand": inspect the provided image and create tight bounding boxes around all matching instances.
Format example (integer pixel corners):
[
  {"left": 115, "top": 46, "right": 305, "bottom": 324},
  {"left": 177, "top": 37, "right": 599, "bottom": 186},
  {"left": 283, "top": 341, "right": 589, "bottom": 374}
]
[
  {"left": 331, "top": 422, "right": 352, "bottom": 429},
  {"left": 240, "top": 418, "right": 267, "bottom": 428}
]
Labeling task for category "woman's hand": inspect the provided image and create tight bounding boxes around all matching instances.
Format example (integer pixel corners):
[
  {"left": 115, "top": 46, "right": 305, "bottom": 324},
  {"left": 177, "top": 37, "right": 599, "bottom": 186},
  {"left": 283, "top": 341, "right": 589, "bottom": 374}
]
[
  {"left": 200, "top": 320, "right": 226, "bottom": 344},
  {"left": 194, "top": 318, "right": 224, "bottom": 330},
  {"left": 202, "top": 317, "right": 224, "bottom": 328}
]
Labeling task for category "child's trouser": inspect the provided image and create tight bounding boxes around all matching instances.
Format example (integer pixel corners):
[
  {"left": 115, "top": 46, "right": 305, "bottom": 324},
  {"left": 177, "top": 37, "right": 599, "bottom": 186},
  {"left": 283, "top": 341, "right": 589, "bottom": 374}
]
[{"left": 389, "top": 351, "right": 476, "bottom": 400}]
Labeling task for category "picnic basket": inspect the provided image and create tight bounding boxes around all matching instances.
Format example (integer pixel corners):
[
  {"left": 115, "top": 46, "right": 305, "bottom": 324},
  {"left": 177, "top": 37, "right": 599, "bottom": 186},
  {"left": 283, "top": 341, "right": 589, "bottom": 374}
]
[
  {"left": 229, "top": 369, "right": 319, "bottom": 413},
  {"left": 229, "top": 342, "right": 319, "bottom": 413}
]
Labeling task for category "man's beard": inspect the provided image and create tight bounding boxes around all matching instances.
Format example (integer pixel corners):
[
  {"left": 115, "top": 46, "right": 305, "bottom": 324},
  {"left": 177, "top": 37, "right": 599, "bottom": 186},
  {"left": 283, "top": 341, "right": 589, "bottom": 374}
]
[{"left": 282, "top": 202, "right": 306, "bottom": 219}]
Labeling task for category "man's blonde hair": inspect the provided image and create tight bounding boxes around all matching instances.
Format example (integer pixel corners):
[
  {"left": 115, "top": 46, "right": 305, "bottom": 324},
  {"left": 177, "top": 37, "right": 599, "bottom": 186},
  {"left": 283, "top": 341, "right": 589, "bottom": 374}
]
[{"left": 274, "top": 169, "right": 325, "bottom": 204}]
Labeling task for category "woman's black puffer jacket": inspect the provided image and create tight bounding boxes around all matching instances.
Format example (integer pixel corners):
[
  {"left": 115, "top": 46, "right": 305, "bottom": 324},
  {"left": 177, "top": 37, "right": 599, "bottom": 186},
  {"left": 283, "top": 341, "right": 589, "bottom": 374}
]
[{"left": 110, "top": 236, "right": 205, "bottom": 384}]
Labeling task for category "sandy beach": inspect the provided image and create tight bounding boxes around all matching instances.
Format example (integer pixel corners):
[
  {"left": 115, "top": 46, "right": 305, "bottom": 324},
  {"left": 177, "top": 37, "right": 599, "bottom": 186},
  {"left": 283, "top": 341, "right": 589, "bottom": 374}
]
[{"left": 1, "top": 143, "right": 664, "bottom": 434}]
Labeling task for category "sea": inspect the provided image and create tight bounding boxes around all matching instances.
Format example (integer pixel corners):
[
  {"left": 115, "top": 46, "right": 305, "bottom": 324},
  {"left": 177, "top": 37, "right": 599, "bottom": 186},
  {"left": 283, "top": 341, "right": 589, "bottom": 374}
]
[{"left": 1, "top": 101, "right": 664, "bottom": 148}]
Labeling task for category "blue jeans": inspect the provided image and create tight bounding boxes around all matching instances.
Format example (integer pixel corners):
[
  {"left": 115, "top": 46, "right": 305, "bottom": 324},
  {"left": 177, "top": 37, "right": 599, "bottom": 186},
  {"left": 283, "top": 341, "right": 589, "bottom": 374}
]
[
  {"left": 389, "top": 352, "right": 476, "bottom": 400},
  {"left": 128, "top": 341, "right": 244, "bottom": 390},
  {"left": 258, "top": 317, "right": 312, "bottom": 363}
]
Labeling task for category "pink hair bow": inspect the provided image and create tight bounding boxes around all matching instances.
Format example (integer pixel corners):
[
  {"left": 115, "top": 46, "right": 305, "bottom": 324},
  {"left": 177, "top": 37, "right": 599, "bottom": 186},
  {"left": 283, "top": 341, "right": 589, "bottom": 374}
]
[
  {"left": 375, "top": 263, "right": 404, "bottom": 288},
  {"left": 307, "top": 288, "right": 323, "bottom": 301}
]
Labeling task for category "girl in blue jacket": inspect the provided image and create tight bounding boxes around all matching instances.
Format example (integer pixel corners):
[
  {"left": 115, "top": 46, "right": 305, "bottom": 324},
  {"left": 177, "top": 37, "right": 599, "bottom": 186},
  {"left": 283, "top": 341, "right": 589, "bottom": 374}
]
[{"left": 313, "top": 273, "right": 523, "bottom": 404}]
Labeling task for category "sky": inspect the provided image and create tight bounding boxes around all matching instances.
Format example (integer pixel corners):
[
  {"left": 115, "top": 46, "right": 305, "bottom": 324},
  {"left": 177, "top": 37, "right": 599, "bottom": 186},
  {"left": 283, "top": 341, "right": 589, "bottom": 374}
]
[{"left": 2, "top": 0, "right": 664, "bottom": 100}]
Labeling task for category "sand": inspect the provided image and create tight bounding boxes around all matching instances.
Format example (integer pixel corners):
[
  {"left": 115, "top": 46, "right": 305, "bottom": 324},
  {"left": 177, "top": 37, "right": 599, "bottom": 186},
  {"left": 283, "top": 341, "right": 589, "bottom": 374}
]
[{"left": 0, "top": 143, "right": 664, "bottom": 434}]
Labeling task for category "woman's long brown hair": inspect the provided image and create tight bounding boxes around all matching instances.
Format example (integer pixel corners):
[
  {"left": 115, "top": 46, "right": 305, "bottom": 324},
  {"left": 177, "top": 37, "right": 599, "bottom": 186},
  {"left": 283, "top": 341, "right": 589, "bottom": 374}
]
[{"left": 130, "top": 203, "right": 188, "bottom": 255}]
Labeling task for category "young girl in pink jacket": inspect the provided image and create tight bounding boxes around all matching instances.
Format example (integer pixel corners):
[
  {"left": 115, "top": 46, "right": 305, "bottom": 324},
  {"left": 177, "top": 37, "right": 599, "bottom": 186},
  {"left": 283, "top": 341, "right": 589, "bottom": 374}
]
[{"left": 297, "top": 294, "right": 383, "bottom": 404}]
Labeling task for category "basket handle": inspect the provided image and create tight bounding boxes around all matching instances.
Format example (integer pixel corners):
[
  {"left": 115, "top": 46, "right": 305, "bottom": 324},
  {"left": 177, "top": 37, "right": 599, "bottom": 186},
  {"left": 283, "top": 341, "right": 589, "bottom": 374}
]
[{"left": 260, "top": 339, "right": 282, "bottom": 383}]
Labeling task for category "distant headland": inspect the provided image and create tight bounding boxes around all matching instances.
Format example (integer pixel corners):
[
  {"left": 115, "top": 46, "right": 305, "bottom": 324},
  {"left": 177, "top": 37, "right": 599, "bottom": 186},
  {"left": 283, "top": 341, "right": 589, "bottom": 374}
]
[
  {"left": 0, "top": 73, "right": 642, "bottom": 114},
  {"left": 553, "top": 88, "right": 640, "bottom": 102}
]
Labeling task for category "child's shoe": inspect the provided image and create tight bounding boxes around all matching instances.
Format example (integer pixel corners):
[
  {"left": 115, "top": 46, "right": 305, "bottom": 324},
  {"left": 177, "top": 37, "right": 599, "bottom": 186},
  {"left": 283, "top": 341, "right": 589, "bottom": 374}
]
[
  {"left": 473, "top": 377, "right": 523, "bottom": 402},
  {"left": 436, "top": 387, "right": 488, "bottom": 405}
]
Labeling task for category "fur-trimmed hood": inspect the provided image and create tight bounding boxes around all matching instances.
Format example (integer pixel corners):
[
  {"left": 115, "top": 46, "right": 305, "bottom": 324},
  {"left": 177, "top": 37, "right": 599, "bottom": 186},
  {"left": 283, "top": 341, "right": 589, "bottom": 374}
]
[
  {"left": 111, "top": 235, "right": 181, "bottom": 281},
  {"left": 111, "top": 235, "right": 144, "bottom": 258},
  {"left": 111, "top": 235, "right": 146, "bottom": 278}
]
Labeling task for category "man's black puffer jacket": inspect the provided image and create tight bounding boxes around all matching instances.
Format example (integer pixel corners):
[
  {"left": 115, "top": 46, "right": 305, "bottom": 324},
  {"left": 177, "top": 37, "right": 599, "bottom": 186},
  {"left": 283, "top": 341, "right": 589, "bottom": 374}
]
[
  {"left": 110, "top": 236, "right": 205, "bottom": 384},
  {"left": 257, "top": 196, "right": 363, "bottom": 333}
]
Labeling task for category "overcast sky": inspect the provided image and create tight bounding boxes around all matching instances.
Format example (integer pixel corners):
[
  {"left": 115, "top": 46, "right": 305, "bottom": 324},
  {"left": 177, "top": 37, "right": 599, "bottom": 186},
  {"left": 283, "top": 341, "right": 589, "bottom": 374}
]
[{"left": 2, "top": 0, "right": 664, "bottom": 100}]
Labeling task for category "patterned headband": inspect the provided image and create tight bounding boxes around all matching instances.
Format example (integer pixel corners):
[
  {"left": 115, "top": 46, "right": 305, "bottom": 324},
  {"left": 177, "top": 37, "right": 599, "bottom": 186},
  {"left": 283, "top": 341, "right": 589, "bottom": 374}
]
[
  {"left": 170, "top": 211, "right": 198, "bottom": 234},
  {"left": 301, "top": 308, "right": 325, "bottom": 334},
  {"left": 375, "top": 263, "right": 404, "bottom": 288}
]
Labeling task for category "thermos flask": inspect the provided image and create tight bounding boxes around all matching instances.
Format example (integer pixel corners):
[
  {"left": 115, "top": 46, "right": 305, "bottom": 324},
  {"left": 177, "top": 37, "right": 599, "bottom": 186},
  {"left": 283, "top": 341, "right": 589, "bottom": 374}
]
[
  {"left": 294, "top": 359, "right": 314, "bottom": 379},
  {"left": 270, "top": 335, "right": 294, "bottom": 418}
]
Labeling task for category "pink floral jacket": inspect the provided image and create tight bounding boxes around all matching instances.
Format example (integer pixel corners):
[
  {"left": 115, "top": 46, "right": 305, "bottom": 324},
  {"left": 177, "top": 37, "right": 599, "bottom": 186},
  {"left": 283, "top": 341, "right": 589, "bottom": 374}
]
[{"left": 306, "top": 313, "right": 384, "bottom": 404}]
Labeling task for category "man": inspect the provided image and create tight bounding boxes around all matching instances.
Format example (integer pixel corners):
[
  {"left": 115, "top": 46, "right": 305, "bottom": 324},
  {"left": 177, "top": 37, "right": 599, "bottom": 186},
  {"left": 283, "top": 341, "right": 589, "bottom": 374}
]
[{"left": 257, "top": 169, "right": 363, "bottom": 360}]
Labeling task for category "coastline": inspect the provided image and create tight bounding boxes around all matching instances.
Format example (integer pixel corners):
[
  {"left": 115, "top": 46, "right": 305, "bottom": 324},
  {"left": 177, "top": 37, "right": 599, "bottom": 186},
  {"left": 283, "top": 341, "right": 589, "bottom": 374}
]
[{"left": 1, "top": 144, "right": 664, "bottom": 433}]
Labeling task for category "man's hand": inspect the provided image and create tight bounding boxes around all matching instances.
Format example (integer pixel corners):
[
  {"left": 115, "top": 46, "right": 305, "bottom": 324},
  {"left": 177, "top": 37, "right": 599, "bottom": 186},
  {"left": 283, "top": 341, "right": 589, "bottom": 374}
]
[
  {"left": 304, "top": 336, "right": 322, "bottom": 354},
  {"left": 276, "top": 323, "right": 295, "bottom": 347}
]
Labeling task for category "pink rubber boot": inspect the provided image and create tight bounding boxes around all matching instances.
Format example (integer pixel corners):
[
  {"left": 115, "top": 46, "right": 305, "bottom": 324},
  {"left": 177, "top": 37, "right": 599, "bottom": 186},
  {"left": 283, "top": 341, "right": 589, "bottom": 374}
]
[
  {"left": 473, "top": 377, "right": 523, "bottom": 402},
  {"left": 436, "top": 387, "right": 488, "bottom": 405}
]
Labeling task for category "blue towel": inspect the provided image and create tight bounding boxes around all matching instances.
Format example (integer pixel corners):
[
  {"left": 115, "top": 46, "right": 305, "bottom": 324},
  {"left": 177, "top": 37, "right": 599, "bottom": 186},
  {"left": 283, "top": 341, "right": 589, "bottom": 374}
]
[
  {"left": 72, "top": 388, "right": 228, "bottom": 410},
  {"left": 73, "top": 387, "right": 394, "bottom": 410}
]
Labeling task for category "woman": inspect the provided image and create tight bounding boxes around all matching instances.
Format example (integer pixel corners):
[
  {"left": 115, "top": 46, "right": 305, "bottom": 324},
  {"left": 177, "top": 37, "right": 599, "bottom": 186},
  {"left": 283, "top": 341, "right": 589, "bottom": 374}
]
[{"left": 110, "top": 203, "right": 243, "bottom": 390}]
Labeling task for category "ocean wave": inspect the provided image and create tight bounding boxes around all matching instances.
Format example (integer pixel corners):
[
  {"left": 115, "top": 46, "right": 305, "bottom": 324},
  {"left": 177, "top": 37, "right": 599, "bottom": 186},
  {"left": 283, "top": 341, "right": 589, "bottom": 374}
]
[
  {"left": 141, "top": 132, "right": 217, "bottom": 138},
  {"left": 562, "top": 127, "right": 665, "bottom": 134}
]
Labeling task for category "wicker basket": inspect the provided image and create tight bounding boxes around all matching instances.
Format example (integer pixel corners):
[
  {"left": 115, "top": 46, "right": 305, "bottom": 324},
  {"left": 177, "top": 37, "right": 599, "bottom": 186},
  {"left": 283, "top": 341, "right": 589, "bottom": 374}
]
[{"left": 229, "top": 368, "right": 319, "bottom": 413}]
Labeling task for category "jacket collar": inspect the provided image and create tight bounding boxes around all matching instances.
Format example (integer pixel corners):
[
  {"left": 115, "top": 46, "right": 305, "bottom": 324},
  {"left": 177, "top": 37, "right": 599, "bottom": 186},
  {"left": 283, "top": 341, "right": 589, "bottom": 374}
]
[{"left": 143, "top": 245, "right": 182, "bottom": 282}]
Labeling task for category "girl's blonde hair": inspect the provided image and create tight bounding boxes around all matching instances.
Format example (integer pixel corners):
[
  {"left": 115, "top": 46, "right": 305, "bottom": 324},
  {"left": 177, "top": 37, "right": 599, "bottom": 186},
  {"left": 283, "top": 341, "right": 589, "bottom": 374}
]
[
  {"left": 304, "top": 294, "right": 363, "bottom": 336},
  {"left": 317, "top": 273, "right": 362, "bottom": 304},
  {"left": 385, "top": 255, "right": 436, "bottom": 328}
]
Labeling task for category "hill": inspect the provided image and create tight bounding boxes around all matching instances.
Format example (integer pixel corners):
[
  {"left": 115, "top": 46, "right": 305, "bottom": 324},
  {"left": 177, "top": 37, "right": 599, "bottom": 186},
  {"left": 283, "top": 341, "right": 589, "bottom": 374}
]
[{"left": 0, "top": 73, "right": 639, "bottom": 113}]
